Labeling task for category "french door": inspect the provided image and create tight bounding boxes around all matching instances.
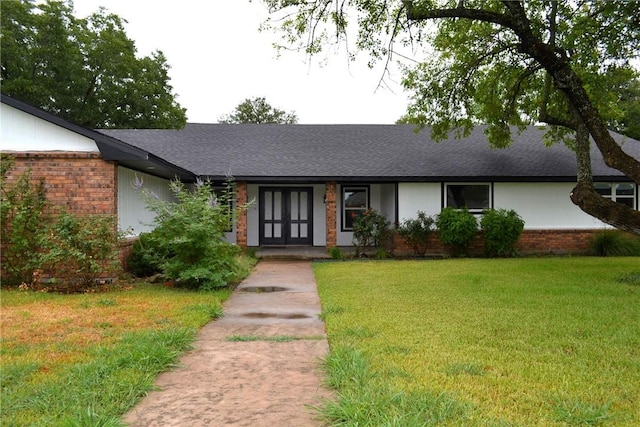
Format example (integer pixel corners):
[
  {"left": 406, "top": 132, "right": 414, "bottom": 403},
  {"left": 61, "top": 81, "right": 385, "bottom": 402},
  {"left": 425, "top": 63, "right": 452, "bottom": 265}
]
[{"left": 259, "top": 187, "right": 313, "bottom": 246}]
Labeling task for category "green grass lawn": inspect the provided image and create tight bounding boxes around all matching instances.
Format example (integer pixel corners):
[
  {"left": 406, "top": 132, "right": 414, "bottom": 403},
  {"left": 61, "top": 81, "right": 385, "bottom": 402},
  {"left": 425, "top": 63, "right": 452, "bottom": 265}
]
[
  {"left": 314, "top": 257, "right": 640, "bottom": 426},
  {"left": 1, "top": 282, "right": 231, "bottom": 426}
]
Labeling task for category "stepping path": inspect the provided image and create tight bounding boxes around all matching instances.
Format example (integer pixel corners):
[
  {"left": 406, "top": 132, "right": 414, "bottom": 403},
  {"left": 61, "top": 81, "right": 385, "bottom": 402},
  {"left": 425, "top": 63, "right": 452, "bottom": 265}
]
[{"left": 124, "top": 260, "right": 332, "bottom": 426}]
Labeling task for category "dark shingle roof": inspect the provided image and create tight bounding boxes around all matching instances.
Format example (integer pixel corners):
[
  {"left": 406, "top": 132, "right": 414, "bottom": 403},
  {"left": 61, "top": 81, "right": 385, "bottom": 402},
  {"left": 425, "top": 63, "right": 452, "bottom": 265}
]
[{"left": 98, "top": 124, "right": 639, "bottom": 182}]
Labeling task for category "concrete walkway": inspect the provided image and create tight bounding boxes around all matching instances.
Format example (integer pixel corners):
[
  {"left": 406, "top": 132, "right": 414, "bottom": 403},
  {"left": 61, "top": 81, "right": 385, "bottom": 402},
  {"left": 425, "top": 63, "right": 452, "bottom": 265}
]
[{"left": 124, "top": 260, "right": 331, "bottom": 427}]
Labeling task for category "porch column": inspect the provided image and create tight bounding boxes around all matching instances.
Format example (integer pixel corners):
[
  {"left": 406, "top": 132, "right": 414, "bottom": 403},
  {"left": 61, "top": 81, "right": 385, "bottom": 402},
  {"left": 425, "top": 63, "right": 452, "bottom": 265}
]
[
  {"left": 236, "top": 181, "right": 248, "bottom": 248},
  {"left": 325, "top": 181, "right": 337, "bottom": 247}
]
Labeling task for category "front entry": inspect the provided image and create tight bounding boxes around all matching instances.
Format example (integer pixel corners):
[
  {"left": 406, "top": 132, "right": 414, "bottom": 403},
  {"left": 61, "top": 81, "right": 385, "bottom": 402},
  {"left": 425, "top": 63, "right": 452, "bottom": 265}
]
[{"left": 259, "top": 188, "right": 313, "bottom": 246}]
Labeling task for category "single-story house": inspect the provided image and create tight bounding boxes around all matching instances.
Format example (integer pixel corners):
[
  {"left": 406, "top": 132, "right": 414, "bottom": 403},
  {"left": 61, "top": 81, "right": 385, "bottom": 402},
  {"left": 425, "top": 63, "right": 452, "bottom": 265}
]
[{"left": 2, "top": 94, "right": 638, "bottom": 257}]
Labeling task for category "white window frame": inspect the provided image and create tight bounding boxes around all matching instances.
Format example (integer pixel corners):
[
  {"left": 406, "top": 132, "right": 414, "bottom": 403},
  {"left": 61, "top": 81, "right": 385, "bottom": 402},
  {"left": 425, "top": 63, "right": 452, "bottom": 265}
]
[
  {"left": 594, "top": 182, "right": 637, "bottom": 209},
  {"left": 443, "top": 183, "right": 492, "bottom": 213}
]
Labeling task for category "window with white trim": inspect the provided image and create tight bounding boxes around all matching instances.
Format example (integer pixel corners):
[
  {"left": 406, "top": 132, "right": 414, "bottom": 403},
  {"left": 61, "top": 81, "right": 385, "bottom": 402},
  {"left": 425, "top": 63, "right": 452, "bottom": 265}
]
[
  {"left": 444, "top": 183, "right": 491, "bottom": 213},
  {"left": 342, "top": 187, "right": 368, "bottom": 231},
  {"left": 594, "top": 182, "right": 636, "bottom": 208}
]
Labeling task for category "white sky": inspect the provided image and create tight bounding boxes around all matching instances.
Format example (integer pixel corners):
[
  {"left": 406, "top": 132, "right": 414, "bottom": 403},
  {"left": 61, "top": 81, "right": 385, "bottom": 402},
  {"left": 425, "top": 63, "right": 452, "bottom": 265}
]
[{"left": 72, "top": 0, "right": 412, "bottom": 124}]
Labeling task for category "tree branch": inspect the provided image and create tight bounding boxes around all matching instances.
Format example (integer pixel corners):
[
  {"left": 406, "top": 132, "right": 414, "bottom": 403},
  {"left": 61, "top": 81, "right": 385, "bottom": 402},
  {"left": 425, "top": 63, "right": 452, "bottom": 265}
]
[
  {"left": 403, "top": 0, "right": 640, "bottom": 185},
  {"left": 505, "top": 63, "right": 542, "bottom": 122},
  {"left": 538, "top": 112, "right": 576, "bottom": 130},
  {"left": 403, "top": 1, "right": 521, "bottom": 33}
]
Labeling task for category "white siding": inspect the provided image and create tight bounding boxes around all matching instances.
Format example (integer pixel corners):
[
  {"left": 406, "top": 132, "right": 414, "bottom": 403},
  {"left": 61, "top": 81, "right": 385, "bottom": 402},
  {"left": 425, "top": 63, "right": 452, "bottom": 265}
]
[
  {"left": 313, "top": 185, "right": 328, "bottom": 246},
  {"left": 494, "top": 182, "right": 606, "bottom": 229},
  {"left": 397, "top": 182, "right": 442, "bottom": 221},
  {"left": 247, "top": 185, "right": 260, "bottom": 246},
  {"left": 0, "top": 103, "right": 98, "bottom": 152},
  {"left": 117, "top": 168, "right": 174, "bottom": 235},
  {"left": 118, "top": 169, "right": 238, "bottom": 242},
  {"left": 396, "top": 181, "right": 608, "bottom": 229},
  {"left": 379, "top": 183, "right": 396, "bottom": 222},
  {"left": 336, "top": 183, "right": 397, "bottom": 246}
]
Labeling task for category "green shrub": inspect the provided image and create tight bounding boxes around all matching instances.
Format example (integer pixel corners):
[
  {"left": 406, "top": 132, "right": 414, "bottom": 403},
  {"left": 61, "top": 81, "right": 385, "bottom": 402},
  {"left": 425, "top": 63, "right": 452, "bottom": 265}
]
[
  {"left": 352, "top": 209, "right": 393, "bottom": 258},
  {"left": 480, "top": 208, "right": 525, "bottom": 257},
  {"left": 0, "top": 155, "right": 48, "bottom": 285},
  {"left": 126, "top": 231, "right": 168, "bottom": 277},
  {"left": 397, "top": 211, "right": 435, "bottom": 256},
  {"left": 327, "top": 246, "right": 344, "bottom": 260},
  {"left": 1, "top": 155, "right": 121, "bottom": 291},
  {"left": 137, "top": 177, "right": 248, "bottom": 290},
  {"left": 40, "top": 212, "right": 121, "bottom": 291},
  {"left": 435, "top": 207, "right": 478, "bottom": 256},
  {"left": 589, "top": 230, "right": 640, "bottom": 256}
]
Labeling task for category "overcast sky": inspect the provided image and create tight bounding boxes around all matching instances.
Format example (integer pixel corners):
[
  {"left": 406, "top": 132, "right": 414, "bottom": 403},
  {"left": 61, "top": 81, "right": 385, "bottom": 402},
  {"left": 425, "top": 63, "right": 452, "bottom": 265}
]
[{"left": 72, "top": 0, "right": 411, "bottom": 124}]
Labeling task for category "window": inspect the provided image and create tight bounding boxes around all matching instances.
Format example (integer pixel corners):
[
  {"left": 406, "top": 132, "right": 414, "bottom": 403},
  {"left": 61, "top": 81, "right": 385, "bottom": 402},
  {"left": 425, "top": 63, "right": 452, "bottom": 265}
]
[
  {"left": 444, "top": 184, "right": 491, "bottom": 212},
  {"left": 212, "top": 186, "right": 234, "bottom": 232},
  {"left": 342, "top": 187, "right": 368, "bottom": 230},
  {"left": 595, "top": 182, "right": 636, "bottom": 208}
]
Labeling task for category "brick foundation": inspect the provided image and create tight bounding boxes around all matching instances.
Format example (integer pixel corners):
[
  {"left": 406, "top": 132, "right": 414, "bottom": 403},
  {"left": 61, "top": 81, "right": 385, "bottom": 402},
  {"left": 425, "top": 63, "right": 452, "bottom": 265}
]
[
  {"left": 392, "top": 229, "right": 596, "bottom": 257},
  {"left": 515, "top": 229, "right": 595, "bottom": 255}
]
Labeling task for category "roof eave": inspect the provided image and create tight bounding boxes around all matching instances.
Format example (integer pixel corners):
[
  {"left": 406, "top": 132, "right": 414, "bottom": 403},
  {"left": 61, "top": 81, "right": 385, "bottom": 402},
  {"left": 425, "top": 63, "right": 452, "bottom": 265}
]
[
  {"left": 196, "top": 175, "right": 630, "bottom": 183},
  {"left": 1, "top": 94, "right": 195, "bottom": 182}
]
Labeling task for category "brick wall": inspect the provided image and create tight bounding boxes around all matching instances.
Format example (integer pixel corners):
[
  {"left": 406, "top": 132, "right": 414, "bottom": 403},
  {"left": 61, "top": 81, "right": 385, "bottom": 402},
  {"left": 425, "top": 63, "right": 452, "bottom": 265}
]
[
  {"left": 119, "top": 237, "right": 137, "bottom": 270},
  {"left": 392, "top": 229, "right": 596, "bottom": 257},
  {"left": 515, "top": 229, "right": 595, "bottom": 255},
  {"left": 325, "top": 181, "right": 337, "bottom": 248},
  {"left": 4, "top": 152, "right": 117, "bottom": 216},
  {"left": 2, "top": 152, "right": 122, "bottom": 276},
  {"left": 236, "top": 181, "right": 248, "bottom": 247}
]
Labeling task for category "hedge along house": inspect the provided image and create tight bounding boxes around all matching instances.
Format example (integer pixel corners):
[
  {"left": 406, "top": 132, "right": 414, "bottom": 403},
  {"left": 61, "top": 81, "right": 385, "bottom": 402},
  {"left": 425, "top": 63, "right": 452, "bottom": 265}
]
[{"left": 2, "top": 94, "right": 639, "bottom": 257}]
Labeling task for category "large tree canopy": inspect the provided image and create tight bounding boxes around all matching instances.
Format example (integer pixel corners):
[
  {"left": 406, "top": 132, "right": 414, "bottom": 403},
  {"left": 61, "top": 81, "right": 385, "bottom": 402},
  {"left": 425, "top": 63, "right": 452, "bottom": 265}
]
[
  {"left": 219, "top": 97, "right": 298, "bottom": 124},
  {"left": 263, "top": 0, "right": 640, "bottom": 235},
  {"left": 613, "top": 78, "right": 640, "bottom": 141},
  {"left": 0, "top": 0, "right": 186, "bottom": 129}
]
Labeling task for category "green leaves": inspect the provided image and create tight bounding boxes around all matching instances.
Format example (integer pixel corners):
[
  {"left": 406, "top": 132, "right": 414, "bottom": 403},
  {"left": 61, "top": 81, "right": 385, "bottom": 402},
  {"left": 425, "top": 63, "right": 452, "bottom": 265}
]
[
  {"left": 397, "top": 211, "right": 435, "bottom": 256},
  {"left": 219, "top": 97, "right": 298, "bottom": 124},
  {"left": 0, "top": 0, "right": 186, "bottom": 129},
  {"left": 40, "top": 212, "right": 121, "bottom": 291},
  {"left": 480, "top": 208, "right": 525, "bottom": 257},
  {"left": 435, "top": 207, "right": 478, "bottom": 256},
  {"left": 137, "top": 177, "right": 246, "bottom": 290},
  {"left": 0, "top": 156, "right": 48, "bottom": 285},
  {"left": 352, "top": 209, "right": 393, "bottom": 257}
]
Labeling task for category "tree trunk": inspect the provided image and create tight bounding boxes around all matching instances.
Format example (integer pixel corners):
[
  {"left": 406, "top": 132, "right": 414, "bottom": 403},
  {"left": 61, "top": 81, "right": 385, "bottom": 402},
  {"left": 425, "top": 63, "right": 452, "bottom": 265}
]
[
  {"left": 571, "top": 119, "right": 640, "bottom": 235},
  {"left": 501, "top": 3, "right": 640, "bottom": 235},
  {"left": 571, "top": 183, "right": 640, "bottom": 235},
  {"left": 404, "top": 1, "right": 640, "bottom": 235}
]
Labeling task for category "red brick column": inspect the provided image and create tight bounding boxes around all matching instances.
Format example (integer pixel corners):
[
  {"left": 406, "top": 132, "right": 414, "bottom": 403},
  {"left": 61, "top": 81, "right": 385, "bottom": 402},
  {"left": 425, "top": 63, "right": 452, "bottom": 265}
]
[
  {"left": 235, "top": 181, "right": 248, "bottom": 248},
  {"left": 325, "top": 181, "right": 337, "bottom": 248}
]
